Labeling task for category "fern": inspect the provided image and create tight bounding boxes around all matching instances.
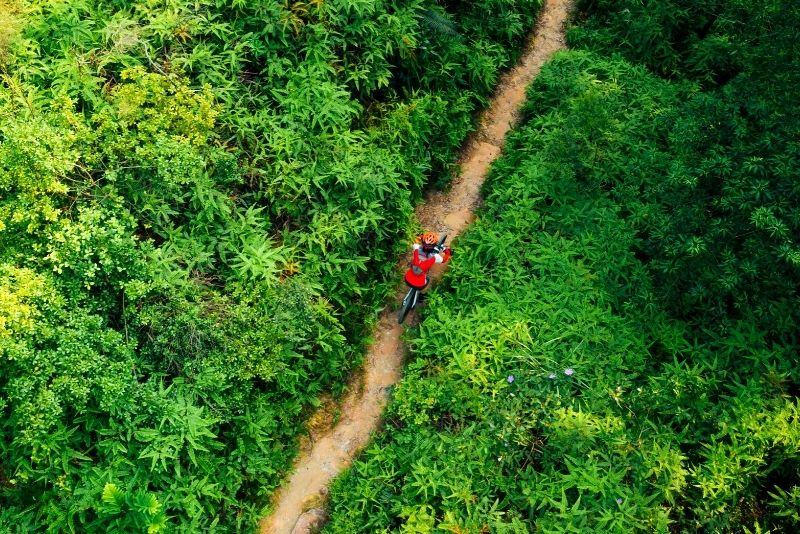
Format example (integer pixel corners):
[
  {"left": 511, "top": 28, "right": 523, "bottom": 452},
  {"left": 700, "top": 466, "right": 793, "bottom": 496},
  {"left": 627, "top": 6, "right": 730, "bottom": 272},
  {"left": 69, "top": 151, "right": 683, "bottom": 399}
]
[{"left": 417, "top": 7, "right": 460, "bottom": 39}]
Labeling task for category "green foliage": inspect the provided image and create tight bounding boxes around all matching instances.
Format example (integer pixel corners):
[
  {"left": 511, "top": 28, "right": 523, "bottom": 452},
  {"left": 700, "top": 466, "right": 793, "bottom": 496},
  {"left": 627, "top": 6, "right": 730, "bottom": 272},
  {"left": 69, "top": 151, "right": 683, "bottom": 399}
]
[
  {"left": 1, "top": 0, "right": 543, "bottom": 530},
  {"left": 98, "top": 483, "right": 168, "bottom": 534},
  {"left": 0, "top": 1, "right": 22, "bottom": 66},
  {"left": 0, "top": 93, "right": 78, "bottom": 242},
  {"left": 563, "top": 0, "right": 800, "bottom": 335},
  {"left": 324, "top": 24, "right": 800, "bottom": 531},
  {"left": 569, "top": 0, "right": 728, "bottom": 80}
]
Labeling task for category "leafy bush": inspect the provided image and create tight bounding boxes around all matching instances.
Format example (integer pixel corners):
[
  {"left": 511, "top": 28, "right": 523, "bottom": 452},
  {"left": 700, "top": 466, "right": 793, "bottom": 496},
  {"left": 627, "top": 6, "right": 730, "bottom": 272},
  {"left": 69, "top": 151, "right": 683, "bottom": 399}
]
[
  {"left": 324, "top": 41, "right": 800, "bottom": 533},
  {"left": 0, "top": 0, "right": 544, "bottom": 531}
]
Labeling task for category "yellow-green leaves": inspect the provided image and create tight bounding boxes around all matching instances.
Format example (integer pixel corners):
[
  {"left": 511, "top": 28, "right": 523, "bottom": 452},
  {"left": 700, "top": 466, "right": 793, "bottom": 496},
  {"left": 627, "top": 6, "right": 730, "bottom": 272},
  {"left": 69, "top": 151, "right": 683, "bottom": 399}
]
[
  {"left": 101, "top": 482, "right": 124, "bottom": 507},
  {"left": 0, "top": 100, "right": 79, "bottom": 234},
  {"left": 0, "top": 1, "right": 22, "bottom": 66},
  {"left": 98, "top": 482, "right": 166, "bottom": 533},
  {"left": 0, "top": 264, "right": 50, "bottom": 337},
  {"left": 106, "top": 67, "right": 218, "bottom": 147}
]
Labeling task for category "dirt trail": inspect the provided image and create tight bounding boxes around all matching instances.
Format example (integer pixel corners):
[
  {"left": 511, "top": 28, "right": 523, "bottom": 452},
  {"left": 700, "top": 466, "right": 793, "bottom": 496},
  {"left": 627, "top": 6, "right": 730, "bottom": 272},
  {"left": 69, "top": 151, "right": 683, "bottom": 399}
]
[{"left": 259, "top": 2, "right": 571, "bottom": 532}]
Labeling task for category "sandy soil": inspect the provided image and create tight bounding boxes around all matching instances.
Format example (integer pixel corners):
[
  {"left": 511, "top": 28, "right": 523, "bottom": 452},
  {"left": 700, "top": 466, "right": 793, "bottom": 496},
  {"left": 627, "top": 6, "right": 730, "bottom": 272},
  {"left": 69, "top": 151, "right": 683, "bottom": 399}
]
[{"left": 259, "top": 2, "right": 571, "bottom": 532}]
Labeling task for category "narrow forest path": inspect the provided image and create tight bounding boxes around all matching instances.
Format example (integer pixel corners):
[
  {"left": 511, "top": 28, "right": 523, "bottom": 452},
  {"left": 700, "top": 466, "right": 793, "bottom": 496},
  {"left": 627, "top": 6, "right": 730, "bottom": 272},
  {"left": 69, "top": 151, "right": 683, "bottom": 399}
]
[{"left": 259, "top": 1, "right": 571, "bottom": 532}]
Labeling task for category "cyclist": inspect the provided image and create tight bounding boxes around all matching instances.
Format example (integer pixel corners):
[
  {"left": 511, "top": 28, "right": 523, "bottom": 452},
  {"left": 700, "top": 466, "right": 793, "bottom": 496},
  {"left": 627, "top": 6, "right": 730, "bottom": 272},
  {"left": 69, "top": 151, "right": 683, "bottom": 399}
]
[{"left": 404, "top": 232, "right": 452, "bottom": 290}]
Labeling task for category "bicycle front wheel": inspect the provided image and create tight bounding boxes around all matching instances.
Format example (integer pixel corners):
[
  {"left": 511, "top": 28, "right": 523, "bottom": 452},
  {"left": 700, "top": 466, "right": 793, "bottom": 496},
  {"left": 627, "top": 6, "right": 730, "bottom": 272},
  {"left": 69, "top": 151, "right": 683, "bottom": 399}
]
[{"left": 398, "top": 288, "right": 416, "bottom": 324}]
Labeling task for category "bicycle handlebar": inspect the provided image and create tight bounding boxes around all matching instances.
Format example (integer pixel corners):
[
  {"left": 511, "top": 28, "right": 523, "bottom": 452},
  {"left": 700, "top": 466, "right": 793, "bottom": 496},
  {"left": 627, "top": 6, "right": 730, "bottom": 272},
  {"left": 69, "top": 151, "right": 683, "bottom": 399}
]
[{"left": 433, "top": 234, "right": 448, "bottom": 253}]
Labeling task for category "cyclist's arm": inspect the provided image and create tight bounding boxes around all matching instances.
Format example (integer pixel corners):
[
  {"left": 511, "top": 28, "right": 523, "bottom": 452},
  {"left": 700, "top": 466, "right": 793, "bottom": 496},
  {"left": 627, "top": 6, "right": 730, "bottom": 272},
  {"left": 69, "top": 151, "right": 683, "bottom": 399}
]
[
  {"left": 415, "top": 250, "right": 437, "bottom": 269},
  {"left": 433, "top": 247, "right": 452, "bottom": 263}
]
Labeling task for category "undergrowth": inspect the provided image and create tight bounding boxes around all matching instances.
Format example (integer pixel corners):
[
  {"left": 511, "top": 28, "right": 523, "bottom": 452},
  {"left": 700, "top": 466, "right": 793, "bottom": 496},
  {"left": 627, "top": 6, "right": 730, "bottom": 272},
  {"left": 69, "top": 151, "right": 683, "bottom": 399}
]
[{"left": 324, "top": 0, "right": 800, "bottom": 530}]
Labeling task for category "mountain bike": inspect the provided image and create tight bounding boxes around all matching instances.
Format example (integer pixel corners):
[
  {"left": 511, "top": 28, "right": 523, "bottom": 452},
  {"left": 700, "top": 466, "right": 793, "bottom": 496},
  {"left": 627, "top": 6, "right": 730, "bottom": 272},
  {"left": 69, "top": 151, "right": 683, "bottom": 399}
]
[{"left": 397, "top": 234, "right": 447, "bottom": 324}]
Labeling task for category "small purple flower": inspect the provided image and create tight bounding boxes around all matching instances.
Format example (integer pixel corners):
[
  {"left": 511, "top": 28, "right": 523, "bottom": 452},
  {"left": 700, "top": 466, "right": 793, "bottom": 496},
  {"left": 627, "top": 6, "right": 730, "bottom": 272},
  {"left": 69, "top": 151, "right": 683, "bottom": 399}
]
[
  {"left": 548, "top": 373, "right": 557, "bottom": 379},
  {"left": 507, "top": 375, "right": 515, "bottom": 383},
  {"left": 564, "top": 368, "right": 575, "bottom": 376},
  {"left": 616, "top": 498, "right": 623, "bottom": 505}
]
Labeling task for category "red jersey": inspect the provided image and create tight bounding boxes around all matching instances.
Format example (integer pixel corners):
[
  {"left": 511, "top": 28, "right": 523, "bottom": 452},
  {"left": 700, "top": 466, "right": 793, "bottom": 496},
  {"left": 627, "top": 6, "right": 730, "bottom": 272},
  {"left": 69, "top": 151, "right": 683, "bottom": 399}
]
[{"left": 404, "top": 244, "right": 449, "bottom": 288}]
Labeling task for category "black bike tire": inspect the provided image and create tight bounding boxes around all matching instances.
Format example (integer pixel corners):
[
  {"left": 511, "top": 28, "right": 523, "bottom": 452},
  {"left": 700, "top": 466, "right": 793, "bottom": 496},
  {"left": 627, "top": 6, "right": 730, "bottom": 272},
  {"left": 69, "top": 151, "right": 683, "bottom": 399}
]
[{"left": 398, "top": 289, "right": 415, "bottom": 324}]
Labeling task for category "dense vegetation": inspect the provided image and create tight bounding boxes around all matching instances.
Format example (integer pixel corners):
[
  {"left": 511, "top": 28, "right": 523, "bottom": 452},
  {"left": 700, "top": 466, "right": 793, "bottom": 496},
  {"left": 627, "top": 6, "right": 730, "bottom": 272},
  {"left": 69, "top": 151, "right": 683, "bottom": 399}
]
[
  {"left": 0, "top": 0, "right": 542, "bottom": 531},
  {"left": 324, "top": 0, "right": 800, "bottom": 532}
]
